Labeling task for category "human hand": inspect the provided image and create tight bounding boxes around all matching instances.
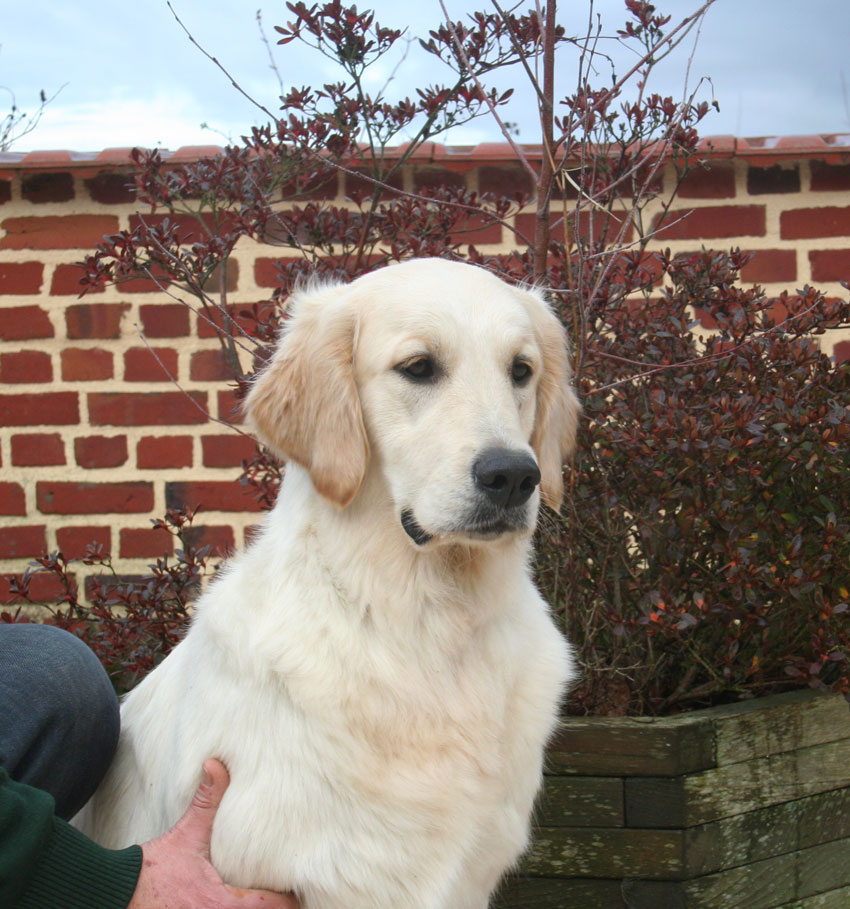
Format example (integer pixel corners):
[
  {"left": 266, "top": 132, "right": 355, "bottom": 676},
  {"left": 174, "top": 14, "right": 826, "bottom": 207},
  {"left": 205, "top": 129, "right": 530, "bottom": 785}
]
[{"left": 128, "top": 759, "right": 300, "bottom": 909}]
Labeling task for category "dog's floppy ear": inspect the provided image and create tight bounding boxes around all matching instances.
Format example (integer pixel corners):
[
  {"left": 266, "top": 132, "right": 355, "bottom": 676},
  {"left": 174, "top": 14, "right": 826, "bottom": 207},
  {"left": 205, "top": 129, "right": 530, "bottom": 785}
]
[
  {"left": 524, "top": 290, "right": 580, "bottom": 512},
  {"left": 244, "top": 285, "right": 369, "bottom": 508}
]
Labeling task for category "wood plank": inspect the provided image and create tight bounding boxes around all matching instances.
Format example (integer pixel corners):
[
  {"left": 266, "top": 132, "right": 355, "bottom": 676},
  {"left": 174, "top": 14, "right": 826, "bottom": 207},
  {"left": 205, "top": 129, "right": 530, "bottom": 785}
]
[
  {"left": 683, "top": 838, "right": 850, "bottom": 908},
  {"left": 712, "top": 690, "right": 850, "bottom": 767},
  {"left": 492, "top": 876, "right": 625, "bottom": 908},
  {"left": 548, "top": 716, "right": 715, "bottom": 777},
  {"left": 550, "top": 691, "right": 849, "bottom": 779},
  {"left": 625, "top": 738, "right": 850, "bottom": 827},
  {"left": 683, "top": 786, "right": 850, "bottom": 878},
  {"left": 619, "top": 880, "right": 688, "bottom": 908},
  {"left": 519, "top": 826, "right": 684, "bottom": 879},
  {"left": 536, "top": 776, "right": 624, "bottom": 827},
  {"left": 774, "top": 884, "right": 850, "bottom": 908},
  {"left": 624, "top": 776, "right": 686, "bottom": 828}
]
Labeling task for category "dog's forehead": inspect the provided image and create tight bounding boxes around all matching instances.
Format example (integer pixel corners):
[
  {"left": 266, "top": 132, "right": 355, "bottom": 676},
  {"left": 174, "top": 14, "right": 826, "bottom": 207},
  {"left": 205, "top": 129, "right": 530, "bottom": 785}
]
[{"left": 354, "top": 262, "right": 537, "bottom": 340}]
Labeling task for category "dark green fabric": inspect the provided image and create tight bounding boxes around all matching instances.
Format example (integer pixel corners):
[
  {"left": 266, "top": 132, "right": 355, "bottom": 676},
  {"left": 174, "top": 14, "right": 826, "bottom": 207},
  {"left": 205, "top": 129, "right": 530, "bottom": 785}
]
[{"left": 1, "top": 767, "right": 142, "bottom": 908}]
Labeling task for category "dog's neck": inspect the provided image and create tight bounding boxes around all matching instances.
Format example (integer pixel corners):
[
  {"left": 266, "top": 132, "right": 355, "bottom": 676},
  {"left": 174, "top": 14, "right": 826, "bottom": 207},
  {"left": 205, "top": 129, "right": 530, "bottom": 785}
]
[{"left": 266, "top": 463, "right": 535, "bottom": 635}]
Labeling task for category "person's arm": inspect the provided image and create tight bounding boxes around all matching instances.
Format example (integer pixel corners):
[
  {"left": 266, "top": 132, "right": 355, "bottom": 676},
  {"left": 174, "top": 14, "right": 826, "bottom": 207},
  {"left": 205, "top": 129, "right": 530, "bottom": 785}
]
[
  {"left": 0, "top": 765, "right": 141, "bottom": 908},
  {"left": 1, "top": 761, "right": 299, "bottom": 909}
]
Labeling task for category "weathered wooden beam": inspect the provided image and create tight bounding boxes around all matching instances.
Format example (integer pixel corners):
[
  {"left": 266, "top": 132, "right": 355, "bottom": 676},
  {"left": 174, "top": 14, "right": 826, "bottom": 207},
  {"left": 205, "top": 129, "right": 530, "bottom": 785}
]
[
  {"left": 547, "top": 716, "right": 715, "bottom": 777},
  {"left": 549, "top": 691, "right": 850, "bottom": 778},
  {"left": 519, "top": 826, "right": 685, "bottom": 879},
  {"left": 683, "top": 837, "right": 850, "bottom": 908},
  {"left": 492, "top": 876, "right": 626, "bottom": 908},
  {"left": 711, "top": 689, "right": 850, "bottom": 767},
  {"left": 536, "top": 775, "right": 624, "bottom": 827},
  {"left": 624, "top": 738, "right": 850, "bottom": 827}
]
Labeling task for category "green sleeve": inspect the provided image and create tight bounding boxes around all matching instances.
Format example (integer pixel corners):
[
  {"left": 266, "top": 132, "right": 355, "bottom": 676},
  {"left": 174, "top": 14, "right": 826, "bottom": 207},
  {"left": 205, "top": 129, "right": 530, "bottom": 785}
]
[{"left": 0, "top": 767, "right": 142, "bottom": 909}]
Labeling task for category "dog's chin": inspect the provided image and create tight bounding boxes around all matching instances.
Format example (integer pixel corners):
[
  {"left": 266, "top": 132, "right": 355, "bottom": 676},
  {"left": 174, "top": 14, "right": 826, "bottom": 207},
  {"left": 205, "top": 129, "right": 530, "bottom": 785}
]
[{"left": 400, "top": 508, "right": 533, "bottom": 548}]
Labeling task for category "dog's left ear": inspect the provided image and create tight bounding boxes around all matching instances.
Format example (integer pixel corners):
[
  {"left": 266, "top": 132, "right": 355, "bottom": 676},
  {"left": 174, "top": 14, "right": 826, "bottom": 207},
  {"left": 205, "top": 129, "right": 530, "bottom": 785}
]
[
  {"left": 244, "top": 285, "right": 369, "bottom": 508},
  {"left": 523, "top": 290, "right": 580, "bottom": 512}
]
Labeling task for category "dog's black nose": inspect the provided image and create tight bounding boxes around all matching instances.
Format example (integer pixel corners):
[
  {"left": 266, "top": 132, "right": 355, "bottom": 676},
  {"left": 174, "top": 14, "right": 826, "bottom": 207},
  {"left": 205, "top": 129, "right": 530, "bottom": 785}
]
[{"left": 473, "top": 448, "right": 541, "bottom": 509}]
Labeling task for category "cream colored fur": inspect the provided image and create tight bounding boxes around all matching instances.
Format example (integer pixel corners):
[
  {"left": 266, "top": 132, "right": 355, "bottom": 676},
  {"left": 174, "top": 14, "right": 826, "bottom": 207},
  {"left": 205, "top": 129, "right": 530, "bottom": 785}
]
[{"left": 76, "top": 258, "right": 579, "bottom": 908}]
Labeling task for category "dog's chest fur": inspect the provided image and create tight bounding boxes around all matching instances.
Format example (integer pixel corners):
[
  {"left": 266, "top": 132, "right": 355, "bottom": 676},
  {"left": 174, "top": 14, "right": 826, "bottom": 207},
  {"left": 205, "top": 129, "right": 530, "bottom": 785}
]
[{"left": 195, "top": 519, "right": 563, "bottom": 906}]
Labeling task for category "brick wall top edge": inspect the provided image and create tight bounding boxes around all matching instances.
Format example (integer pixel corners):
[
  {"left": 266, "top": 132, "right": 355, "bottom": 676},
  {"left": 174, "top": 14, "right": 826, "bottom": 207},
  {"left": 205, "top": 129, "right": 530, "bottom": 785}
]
[{"left": 1, "top": 134, "right": 849, "bottom": 176}]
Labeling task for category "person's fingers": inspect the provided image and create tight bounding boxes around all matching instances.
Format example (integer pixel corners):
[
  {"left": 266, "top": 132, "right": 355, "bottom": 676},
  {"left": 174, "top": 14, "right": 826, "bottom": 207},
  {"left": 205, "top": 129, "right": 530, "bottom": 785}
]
[
  {"left": 172, "top": 758, "right": 230, "bottom": 857},
  {"left": 225, "top": 885, "right": 302, "bottom": 908}
]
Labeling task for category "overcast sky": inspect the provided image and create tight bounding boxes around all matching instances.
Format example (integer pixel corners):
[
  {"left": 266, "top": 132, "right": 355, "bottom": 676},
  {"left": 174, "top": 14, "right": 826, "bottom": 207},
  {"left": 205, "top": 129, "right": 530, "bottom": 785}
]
[{"left": 3, "top": 0, "right": 849, "bottom": 153}]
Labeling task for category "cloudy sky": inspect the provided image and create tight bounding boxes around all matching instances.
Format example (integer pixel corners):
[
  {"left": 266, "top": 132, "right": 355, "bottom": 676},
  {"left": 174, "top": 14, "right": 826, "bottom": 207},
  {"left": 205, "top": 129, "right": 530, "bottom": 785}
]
[{"left": 3, "top": 0, "right": 849, "bottom": 153}]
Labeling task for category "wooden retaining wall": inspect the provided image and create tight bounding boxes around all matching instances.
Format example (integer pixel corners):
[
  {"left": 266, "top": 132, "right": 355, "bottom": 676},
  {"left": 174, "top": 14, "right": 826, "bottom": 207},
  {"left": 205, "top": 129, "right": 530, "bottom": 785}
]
[{"left": 496, "top": 689, "right": 850, "bottom": 908}]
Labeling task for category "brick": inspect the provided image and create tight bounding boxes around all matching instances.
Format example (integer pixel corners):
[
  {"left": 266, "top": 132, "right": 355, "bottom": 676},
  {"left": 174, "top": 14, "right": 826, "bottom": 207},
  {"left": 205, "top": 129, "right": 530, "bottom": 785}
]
[
  {"left": 202, "top": 258, "right": 239, "bottom": 294},
  {"left": 137, "top": 435, "right": 194, "bottom": 469},
  {"left": 183, "top": 524, "right": 235, "bottom": 557},
  {"left": 413, "top": 167, "right": 467, "bottom": 195},
  {"left": 255, "top": 257, "right": 297, "bottom": 288},
  {"left": 128, "top": 212, "right": 237, "bottom": 245},
  {"left": 60, "top": 348, "right": 113, "bottom": 382},
  {"left": 739, "top": 249, "right": 797, "bottom": 284},
  {"left": 85, "top": 171, "right": 136, "bottom": 204},
  {"left": 289, "top": 169, "right": 339, "bottom": 200},
  {"left": 0, "top": 483, "right": 26, "bottom": 515},
  {"left": 0, "top": 262, "right": 44, "bottom": 294},
  {"left": 37, "top": 481, "right": 154, "bottom": 514},
  {"left": 678, "top": 162, "right": 736, "bottom": 199},
  {"left": 810, "top": 161, "right": 850, "bottom": 192},
  {"left": 0, "top": 215, "right": 119, "bottom": 250},
  {"left": 84, "top": 574, "right": 147, "bottom": 601},
  {"left": 0, "top": 526, "right": 47, "bottom": 559},
  {"left": 651, "top": 205, "right": 766, "bottom": 240},
  {"left": 217, "top": 389, "right": 244, "bottom": 424},
  {"left": 74, "top": 435, "right": 129, "bottom": 469},
  {"left": 197, "top": 305, "right": 257, "bottom": 340},
  {"left": 478, "top": 164, "right": 535, "bottom": 200},
  {"left": 190, "top": 350, "right": 235, "bottom": 381},
  {"left": 65, "top": 303, "right": 130, "bottom": 339},
  {"left": 88, "top": 391, "right": 208, "bottom": 426},
  {"left": 114, "top": 267, "right": 172, "bottom": 294},
  {"left": 0, "top": 180, "right": 10, "bottom": 204},
  {"left": 139, "top": 303, "right": 190, "bottom": 337},
  {"left": 56, "top": 526, "right": 111, "bottom": 559},
  {"left": 50, "top": 263, "right": 100, "bottom": 295},
  {"left": 449, "top": 213, "right": 502, "bottom": 246},
  {"left": 119, "top": 527, "right": 174, "bottom": 559},
  {"left": 0, "top": 392, "right": 79, "bottom": 426},
  {"left": 343, "top": 168, "right": 403, "bottom": 201},
  {"left": 124, "top": 347, "right": 179, "bottom": 382},
  {"left": 781, "top": 206, "right": 850, "bottom": 240},
  {"left": 244, "top": 524, "right": 262, "bottom": 545},
  {"left": 746, "top": 164, "right": 800, "bottom": 195},
  {"left": 166, "top": 481, "right": 265, "bottom": 513},
  {"left": 809, "top": 249, "right": 850, "bottom": 283},
  {"left": 21, "top": 172, "right": 75, "bottom": 203},
  {"left": 201, "top": 434, "right": 258, "bottom": 467},
  {"left": 1, "top": 571, "right": 70, "bottom": 605},
  {"left": 834, "top": 340, "right": 850, "bottom": 364},
  {"left": 0, "top": 305, "right": 53, "bottom": 340},
  {"left": 0, "top": 351, "right": 52, "bottom": 383},
  {"left": 11, "top": 433, "right": 66, "bottom": 466},
  {"left": 515, "top": 210, "right": 633, "bottom": 246}
]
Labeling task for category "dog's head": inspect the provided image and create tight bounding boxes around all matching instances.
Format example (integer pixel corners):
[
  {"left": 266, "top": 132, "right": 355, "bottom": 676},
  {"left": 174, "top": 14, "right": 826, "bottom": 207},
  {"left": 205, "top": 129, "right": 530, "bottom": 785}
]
[{"left": 245, "top": 259, "right": 579, "bottom": 547}]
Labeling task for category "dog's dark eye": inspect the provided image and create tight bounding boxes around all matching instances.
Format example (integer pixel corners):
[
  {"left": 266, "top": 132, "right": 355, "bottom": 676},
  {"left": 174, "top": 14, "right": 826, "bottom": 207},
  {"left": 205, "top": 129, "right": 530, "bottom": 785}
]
[
  {"left": 398, "top": 357, "right": 437, "bottom": 382},
  {"left": 511, "top": 358, "right": 533, "bottom": 386}
]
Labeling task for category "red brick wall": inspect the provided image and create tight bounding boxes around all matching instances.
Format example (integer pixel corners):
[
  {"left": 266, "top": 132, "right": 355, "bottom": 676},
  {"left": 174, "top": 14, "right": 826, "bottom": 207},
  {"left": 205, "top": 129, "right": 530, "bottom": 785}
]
[{"left": 2, "top": 139, "right": 850, "bottom": 601}]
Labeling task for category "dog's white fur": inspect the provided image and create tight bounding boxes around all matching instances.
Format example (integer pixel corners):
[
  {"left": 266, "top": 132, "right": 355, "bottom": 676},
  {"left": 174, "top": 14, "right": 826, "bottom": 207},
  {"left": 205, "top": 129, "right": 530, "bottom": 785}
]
[{"left": 77, "top": 259, "right": 579, "bottom": 908}]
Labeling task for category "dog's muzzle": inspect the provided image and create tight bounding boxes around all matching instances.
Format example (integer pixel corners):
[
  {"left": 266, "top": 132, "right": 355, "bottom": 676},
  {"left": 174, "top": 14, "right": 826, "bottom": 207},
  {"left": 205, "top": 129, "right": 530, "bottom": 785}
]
[
  {"left": 472, "top": 448, "right": 540, "bottom": 510},
  {"left": 400, "top": 449, "right": 540, "bottom": 546}
]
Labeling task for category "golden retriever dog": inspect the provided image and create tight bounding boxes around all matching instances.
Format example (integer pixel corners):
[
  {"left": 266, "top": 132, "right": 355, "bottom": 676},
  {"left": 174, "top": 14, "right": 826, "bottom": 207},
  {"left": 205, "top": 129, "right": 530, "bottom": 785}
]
[{"left": 77, "top": 258, "right": 579, "bottom": 908}]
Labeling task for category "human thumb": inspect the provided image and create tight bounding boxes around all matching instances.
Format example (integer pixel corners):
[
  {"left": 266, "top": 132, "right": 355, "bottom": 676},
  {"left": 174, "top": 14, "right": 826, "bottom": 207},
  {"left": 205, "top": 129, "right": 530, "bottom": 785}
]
[{"left": 173, "top": 758, "right": 230, "bottom": 858}]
